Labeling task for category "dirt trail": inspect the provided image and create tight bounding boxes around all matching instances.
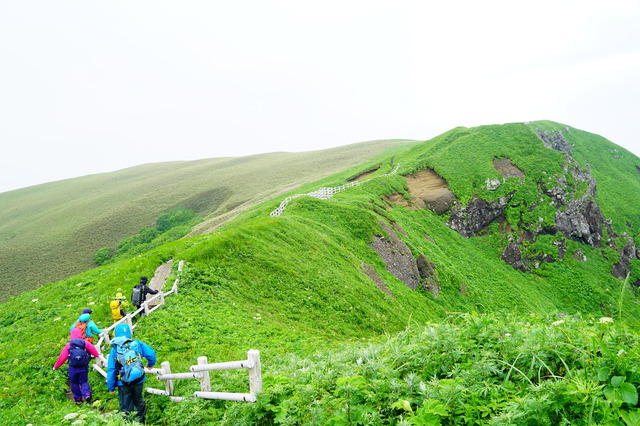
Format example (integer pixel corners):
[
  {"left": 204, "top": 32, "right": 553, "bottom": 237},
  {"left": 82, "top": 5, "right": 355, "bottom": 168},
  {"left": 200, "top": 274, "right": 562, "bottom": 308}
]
[{"left": 146, "top": 260, "right": 173, "bottom": 306}]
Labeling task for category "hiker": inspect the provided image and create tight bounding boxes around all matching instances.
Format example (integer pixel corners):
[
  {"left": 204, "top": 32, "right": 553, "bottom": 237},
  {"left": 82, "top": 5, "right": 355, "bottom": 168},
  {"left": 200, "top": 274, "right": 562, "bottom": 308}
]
[
  {"left": 115, "top": 289, "right": 130, "bottom": 310},
  {"left": 110, "top": 298, "right": 126, "bottom": 323},
  {"left": 69, "top": 308, "right": 103, "bottom": 343},
  {"left": 107, "top": 323, "right": 156, "bottom": 423},
  {"left": 53, "top": 327, "right": 103, "bottom": 405},
  {"left": 131, "top": 276, "right": 158, "bottom": 311}
]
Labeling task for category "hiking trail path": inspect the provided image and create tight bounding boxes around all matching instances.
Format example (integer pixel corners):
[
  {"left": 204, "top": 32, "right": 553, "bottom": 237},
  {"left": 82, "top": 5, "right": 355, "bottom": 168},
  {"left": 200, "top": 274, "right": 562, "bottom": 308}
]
[{"left": 146, "top": 260, "right": 173, "bottom": 307}]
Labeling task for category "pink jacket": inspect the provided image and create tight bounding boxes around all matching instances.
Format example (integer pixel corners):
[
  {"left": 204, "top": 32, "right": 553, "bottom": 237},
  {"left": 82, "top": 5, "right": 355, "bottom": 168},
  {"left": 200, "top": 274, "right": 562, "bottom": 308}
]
[{"left": 53, "top": 328, "right": 101, "bottom": 369}]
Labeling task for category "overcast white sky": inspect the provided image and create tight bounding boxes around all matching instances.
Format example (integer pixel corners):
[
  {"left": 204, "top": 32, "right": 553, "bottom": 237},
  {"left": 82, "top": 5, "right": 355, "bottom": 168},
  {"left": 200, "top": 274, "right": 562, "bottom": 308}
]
[{"left": 1, "top": 1, "right": 639, "bottom": 193}]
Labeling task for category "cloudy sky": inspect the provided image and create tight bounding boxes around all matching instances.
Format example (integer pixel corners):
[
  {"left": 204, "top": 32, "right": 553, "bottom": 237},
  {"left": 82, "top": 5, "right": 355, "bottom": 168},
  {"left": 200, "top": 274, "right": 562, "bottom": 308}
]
[{"left": 1, "top": 1, "right": 639, "bottom": 193}]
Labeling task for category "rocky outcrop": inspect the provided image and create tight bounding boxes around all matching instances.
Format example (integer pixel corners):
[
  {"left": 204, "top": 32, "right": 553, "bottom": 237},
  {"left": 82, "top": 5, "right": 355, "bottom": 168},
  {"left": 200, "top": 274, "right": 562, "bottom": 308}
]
[
  {"left": 538, "top": 130, "right": 572, "bottom": 154},
  {"left": 369, "top": 223, "right": 420, "bottom": 289},
  {"left": 447, "top": 194, "right": 514, "bottom": 238},
  {"left": 368, "top": 223, "right": 440, "bottom": 296},
  {"left": 416, "top": 253, "right": 440, "bottom": 298},
  {"left": 541, "top": 161, "right": 605, "bottom": 247},
  {"left": 501, "top": 240, "right": 530, "bottom": 272},
  {"left": 611, "top": 239, "right": 637, "bottom": 280}
]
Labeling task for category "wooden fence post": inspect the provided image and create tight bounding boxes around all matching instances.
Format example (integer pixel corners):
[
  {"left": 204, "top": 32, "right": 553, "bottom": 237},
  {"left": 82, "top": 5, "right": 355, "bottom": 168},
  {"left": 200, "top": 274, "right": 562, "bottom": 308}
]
[
  {"left": 247, "top": 350, "right": 262, "bottom": 394},
  {"left": 162, "top": 361, "right": 174, "bottom": 396},
  {"left": 198, "top": 356, "right": 211, "bottom": 392}
]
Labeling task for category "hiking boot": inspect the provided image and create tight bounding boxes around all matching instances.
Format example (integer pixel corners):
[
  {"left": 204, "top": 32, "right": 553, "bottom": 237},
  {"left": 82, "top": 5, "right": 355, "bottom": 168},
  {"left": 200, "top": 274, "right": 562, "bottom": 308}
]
[
  {"left": 74, "top": 400, "right": 83, "bottom": 406},
  {"left": 84, "top": 396, "right": 92, "bottom": 404}
]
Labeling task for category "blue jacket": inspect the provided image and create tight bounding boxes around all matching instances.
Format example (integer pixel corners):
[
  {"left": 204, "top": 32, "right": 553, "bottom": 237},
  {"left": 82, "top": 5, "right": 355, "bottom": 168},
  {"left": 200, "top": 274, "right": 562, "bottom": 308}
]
[
  {"left": 106, "top": 323, "right": 156, "bottom": 392},
  {"left": 69, "top": 313, "right": 103, "bottom": 339}
]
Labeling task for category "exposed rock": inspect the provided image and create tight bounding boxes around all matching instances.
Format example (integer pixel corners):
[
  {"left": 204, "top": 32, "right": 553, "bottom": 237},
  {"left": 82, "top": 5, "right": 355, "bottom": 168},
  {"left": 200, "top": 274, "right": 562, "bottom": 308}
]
[
  {"left": 485, "top": 178, "right": 502, "bottom": 191},
  {"left": 537, "top": 130, "right": 572, "bottom": 154},
  {"left": 369, "top": 223, "right": 420, "bottom": 289},
  {"left": 501, "top": 240, "right": 530, "bottom": 272},
  {"left": 573, "top": 250, "right": 587, "bottom": 262},
  {"left": 416, "top": 253, "right": 440, "bottom": 298},
  {"left": 544, "top": 162, "right": 605, "bottom": 247},
  {"left": 447, "top": 194, "right": 514, "bottom": 238},
  {"left": 611, "top": 239, "right": 637, "bottom": 280},
  {"left": 361, "top": 262, "right": 394, "bottom": 297}
]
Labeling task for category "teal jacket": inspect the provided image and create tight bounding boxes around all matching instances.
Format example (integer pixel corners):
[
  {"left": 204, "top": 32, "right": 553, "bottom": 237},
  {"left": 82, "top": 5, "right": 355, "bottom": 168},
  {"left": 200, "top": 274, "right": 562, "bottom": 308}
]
[{"left": 69, "top": 313, "right": 103, "bottom": 339}]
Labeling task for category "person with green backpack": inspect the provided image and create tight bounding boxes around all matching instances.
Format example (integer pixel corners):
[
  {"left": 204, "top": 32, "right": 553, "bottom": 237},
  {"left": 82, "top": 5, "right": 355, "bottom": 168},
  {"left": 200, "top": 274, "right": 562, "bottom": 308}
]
[{"left": 107, "top": 323, "right": 156, "bottom": 423}]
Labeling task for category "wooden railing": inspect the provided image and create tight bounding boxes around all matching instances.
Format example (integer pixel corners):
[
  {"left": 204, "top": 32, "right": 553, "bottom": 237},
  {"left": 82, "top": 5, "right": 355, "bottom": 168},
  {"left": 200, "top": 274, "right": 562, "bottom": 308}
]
[
  {"left": 91, "top": 260, "right": 263, "bottom": 404},
  {"left": 92, "top": 260, "right": 183, "bottom": 374},
  {"left": 146, "top": 350, "right": 262, "bottom": 402}
]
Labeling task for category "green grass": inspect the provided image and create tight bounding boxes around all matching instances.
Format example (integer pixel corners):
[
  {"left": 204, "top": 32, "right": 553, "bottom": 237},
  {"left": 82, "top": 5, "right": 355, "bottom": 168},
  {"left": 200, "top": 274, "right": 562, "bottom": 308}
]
[
  {"left": 1, "top": 121, "right": 640, "bottom": 424},
  {"left": 0, "top": 139, "right": 416, "bottom": 302}
]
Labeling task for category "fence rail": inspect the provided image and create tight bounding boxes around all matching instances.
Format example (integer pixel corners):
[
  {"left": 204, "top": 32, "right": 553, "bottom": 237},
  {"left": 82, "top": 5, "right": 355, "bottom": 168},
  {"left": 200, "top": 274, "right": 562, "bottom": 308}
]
[
  {"left": 270, "top": 164, "right": 400, "bottom": 216},
  {"left": 92, "top": 260, "right": 183, "bottom": 371},
  {"left": 146, "top": 350, "right": 262, "bottom": 403},
  {"left": 91, "top": 261, "right": 263, "bottom": 404}
]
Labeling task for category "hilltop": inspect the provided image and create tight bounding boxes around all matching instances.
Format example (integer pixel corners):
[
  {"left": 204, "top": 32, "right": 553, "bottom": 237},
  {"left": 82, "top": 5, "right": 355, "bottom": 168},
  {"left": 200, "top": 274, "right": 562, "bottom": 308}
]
[{"left": 1, "top": 120, "right": 640, "bottom": 424}]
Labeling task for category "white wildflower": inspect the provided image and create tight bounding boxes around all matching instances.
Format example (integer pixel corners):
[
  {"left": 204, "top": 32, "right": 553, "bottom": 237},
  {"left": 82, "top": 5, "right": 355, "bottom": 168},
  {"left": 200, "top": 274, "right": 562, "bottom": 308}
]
[
  {"left": 76, "top": 283, "right": 82, "bottom": 286},
  {"left": 88, "top": 302, "right": 95, "bottom": 305},
  {"left": 599, "top": 317, "right": 614, "bottom": 324},
  {"left": 71, "top": 419, "right": 85, "bottom": 425},
  {"left": 54, "top": 317, "right": 61, "bottom": 321},
  {"left": 552, "top": 320, "right": 565, "bottom": 326},
  {"left": 31, "top": 299, "right": 38, "bottom": 302},
  {"left": 63, "top": 412, "right": 79, "bottom": 420},
  {"left": 504, "top": 333, "right": 512, "bottom": 337}
]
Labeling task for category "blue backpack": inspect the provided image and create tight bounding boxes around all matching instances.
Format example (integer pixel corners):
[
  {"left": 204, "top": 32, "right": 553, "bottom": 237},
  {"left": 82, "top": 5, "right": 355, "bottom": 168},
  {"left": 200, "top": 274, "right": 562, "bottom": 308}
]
[
  {"left": 115, "top": 339, "right": 145, "bottom": 385},
  {"left": 68, "top": 338, "right": 90, "bottom": 368}
]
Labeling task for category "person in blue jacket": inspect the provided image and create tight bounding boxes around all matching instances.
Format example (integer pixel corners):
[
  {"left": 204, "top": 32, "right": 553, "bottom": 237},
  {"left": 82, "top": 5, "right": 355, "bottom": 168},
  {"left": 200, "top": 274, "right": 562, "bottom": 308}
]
[
  {"left": 69, "top": 308, "right": 103, "bottom": 343},
  {"left": 107, "top": 323, "right": 156, "bottom": 424}
]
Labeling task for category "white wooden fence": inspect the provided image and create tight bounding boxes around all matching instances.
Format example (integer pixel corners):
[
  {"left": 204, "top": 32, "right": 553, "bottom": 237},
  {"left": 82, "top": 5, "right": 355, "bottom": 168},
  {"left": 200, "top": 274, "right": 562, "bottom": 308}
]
[
  {"left": 90, "top": 260, "right": 263, "bottom": 404},
  {"left": 270, "top": 164, "right": 401, "bottom": 216},
  {"left": 146, "top": 350, "right": 262, "bottom": 403},
  {"left": 92, "top": 260, "right": 184, "bottom": 375}
]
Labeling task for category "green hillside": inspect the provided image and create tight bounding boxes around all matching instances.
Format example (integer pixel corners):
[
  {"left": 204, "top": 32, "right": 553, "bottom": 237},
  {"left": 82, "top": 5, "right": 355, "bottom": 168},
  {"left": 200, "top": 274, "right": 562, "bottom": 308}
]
[
  {"left": 0, "top": 139, "right": 415, "bottom": 302},
  {"left": 2, "top": 121, "right": 640, "bottom": 425}
]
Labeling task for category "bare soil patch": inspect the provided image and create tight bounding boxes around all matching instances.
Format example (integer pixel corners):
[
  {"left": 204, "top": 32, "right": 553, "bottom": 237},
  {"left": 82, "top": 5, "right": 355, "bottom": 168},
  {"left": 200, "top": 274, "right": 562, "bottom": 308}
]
[
  {"left": 493, "top": 158, "right": 524, "bottom": 179},
  {"left": 350, "top": 168, "right": 380, "bottom": 182},
  {"left": 392, "top": 169, "right": 456, "bottom": 214}
]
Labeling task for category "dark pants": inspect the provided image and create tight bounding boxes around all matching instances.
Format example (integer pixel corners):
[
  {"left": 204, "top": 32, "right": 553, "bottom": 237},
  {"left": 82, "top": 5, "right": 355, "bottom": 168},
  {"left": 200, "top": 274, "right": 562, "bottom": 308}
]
[
  {"left": 118, "top": 382, "right": 146, "bottom": 423},
  {"left": 68, "top": 366, "right": 91, "bottom": 401}
]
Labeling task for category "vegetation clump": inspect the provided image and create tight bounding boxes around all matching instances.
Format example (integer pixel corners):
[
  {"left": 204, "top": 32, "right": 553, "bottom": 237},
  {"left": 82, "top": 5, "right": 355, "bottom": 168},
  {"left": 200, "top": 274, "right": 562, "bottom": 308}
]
[{"left": 94, "top": 207, "right": 202, "bottom": 265}]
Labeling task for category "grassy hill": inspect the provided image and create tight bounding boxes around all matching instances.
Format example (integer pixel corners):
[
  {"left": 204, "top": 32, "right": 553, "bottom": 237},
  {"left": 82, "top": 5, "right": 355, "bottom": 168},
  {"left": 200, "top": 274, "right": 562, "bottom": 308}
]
[
  {"left": 0, "top": 139, "right": 415, "bottom": 302},
  {"left": 1, "top": 121, "right": 640, "bottom": 425}
]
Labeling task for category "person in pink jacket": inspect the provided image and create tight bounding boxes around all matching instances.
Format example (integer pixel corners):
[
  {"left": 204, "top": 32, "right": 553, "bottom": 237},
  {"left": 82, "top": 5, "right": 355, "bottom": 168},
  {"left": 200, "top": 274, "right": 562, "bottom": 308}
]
[{"left": 53, "top": 327, "right": 102, "bottom": 404}]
